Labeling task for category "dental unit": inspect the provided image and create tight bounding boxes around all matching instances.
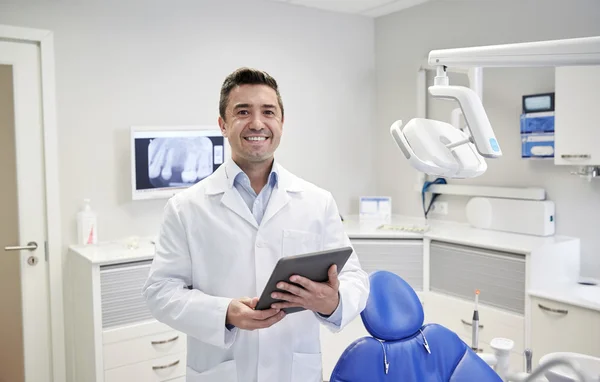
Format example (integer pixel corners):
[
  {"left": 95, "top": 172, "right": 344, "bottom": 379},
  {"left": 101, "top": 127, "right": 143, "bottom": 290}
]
[{"left": 385, "top": 36, "right": 600, "bottom": 381}]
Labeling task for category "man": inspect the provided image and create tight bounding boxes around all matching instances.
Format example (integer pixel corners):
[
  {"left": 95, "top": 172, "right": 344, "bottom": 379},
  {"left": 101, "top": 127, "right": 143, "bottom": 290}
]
[{"left": 143, "top": 67, "right": 370, "bottom": 382}]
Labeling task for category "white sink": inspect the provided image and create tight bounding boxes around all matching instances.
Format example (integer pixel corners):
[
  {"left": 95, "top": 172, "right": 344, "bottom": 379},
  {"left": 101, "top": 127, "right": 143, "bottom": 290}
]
[{"left": 539, "top": 352, "right": 600, "bottom": 382}]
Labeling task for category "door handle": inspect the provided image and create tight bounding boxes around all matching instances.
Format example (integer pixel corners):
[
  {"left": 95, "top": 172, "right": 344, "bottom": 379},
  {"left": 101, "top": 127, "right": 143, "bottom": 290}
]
[{"left": 4, "top": 241, "right": 38, "bottom": 251}]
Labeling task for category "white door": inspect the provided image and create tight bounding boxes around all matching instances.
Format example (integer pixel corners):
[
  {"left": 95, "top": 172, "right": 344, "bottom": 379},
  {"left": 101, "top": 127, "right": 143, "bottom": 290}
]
[{"left": 0, "top": 39, "right": 52, "bottom": 382}]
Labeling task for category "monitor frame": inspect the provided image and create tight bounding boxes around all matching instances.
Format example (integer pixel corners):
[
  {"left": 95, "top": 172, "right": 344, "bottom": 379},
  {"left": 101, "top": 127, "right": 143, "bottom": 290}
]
[{"left": 130, "top": 125, "right": 230, "bottom": 201}]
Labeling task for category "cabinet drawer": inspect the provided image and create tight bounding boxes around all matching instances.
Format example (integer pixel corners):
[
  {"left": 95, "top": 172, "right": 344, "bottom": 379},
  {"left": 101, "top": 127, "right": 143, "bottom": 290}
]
[
  {"left": 425, "top": 292, "right": 525, "bottom": 353},
  {"left": 430, "top": 242, "right": 525, "bottom": 314},
  {"left": 103, "top": 330, "right": 186, "bottom": 370},
  {"left": 530, "top": 296, "right": 600, "bottom": 366},
  {"left": 103, "top": 320, "right": 177, "bottom": 344},
  {"left": 104, "top": 352, "right": 186, "bottom": 382},
  {"left": 351, "top": 239, "right": 424, "bottom": 291}
]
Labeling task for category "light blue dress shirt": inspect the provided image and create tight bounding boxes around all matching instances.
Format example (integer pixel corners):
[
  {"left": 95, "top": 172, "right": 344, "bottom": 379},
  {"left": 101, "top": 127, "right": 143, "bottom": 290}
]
[
  {"left": 227, "top": 160, "right": 278, "bottom": 226},
  {"left": 225, "top": 160, "right": 342, "bottom": 325}
]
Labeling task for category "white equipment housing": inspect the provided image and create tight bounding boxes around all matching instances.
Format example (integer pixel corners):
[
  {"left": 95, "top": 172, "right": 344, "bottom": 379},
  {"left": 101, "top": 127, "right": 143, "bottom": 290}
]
[{"left": 391, "top": 36, "right": 600, "bottom": 178}]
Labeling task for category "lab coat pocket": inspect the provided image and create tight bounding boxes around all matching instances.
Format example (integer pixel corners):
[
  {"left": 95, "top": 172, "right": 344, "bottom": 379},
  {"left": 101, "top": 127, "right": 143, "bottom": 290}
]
[
  {"left": 186, "top": 360, "right": 238, "bottom": 382},
  {"left": 282, "top": 229, "right": 322, "bottom": 257},
  {"left": 291, "top": 352, "right": 323, "bottom": 382}
]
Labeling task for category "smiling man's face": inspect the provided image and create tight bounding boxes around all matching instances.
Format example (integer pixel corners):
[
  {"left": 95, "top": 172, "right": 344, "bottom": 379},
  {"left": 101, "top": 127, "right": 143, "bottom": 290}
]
[{"left": 218, "top": 84, "right": 284, "bottom": 166}]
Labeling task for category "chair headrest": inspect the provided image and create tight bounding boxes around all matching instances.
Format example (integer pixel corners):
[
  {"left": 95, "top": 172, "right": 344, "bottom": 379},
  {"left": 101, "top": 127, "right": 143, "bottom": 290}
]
[{"left": 360, "top": 271, "right": 424, "bottom": 341}]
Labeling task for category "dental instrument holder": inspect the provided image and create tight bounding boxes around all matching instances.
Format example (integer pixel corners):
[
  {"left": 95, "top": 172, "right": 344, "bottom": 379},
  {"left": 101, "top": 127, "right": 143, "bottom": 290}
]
[{"left": 490, "top": 338, "right": 514, "bottom": 381}]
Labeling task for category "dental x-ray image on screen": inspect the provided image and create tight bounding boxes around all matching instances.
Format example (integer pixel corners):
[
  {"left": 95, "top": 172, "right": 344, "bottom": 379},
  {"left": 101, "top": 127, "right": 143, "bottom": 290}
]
[{"left": 131, "top": 127, "right": 226, "bottom": 200}]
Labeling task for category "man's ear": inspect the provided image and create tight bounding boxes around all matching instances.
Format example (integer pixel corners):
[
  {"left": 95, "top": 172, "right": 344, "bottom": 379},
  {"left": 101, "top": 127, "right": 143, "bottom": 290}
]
[{"left": 218, "top": 116, "right": 227, "bottom": 137}]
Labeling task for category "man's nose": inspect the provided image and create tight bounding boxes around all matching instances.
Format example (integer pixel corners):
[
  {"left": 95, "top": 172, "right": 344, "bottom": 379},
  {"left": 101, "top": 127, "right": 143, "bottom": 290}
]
[{"left": 248, "top": 114, "right": 266, "bottom": 130}]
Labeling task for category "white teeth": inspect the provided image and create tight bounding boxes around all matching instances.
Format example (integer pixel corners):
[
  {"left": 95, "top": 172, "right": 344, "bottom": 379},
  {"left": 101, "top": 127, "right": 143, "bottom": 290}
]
[{"left": 246, "top": 137, "right": 267, "bottom": 141}]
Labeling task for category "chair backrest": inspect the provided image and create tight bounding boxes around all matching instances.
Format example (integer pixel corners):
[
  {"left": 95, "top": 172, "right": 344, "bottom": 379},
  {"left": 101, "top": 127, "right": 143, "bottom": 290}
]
[{"left": 329, "top": 271, "right": 502, "bottom": 382}]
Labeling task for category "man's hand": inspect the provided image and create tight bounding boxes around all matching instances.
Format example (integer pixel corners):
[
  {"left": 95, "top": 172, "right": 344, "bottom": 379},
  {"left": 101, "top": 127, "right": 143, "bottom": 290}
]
[
  {"left": 226, "top": 297, "right": 286, "bottom": 330},
  {"left": 270, "top": 264, "right": 340, "bottom": 316}
]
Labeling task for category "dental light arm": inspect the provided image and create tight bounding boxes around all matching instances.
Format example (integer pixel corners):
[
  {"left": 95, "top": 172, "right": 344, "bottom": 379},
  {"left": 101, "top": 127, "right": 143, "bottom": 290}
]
[{"left": 391, "top": 36, "right": 600, "bottom": 178}]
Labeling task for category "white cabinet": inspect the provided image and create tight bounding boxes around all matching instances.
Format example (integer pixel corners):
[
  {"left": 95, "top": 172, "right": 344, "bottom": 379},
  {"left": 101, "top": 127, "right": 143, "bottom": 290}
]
[
  {"left": 555, "top": 65, "right": 600, "bottom": 166},
  {"left": 425, "top": 292, "right": 525, "bottom": 372},
  {"left": 65, "top": 246, "right": 187, "bottom": 382},
  {"left": 424, "top": 241, "right": 527, "bottom": 372},
  {"left": 530, "top": 296, "right": 600, "bottom": 367}
]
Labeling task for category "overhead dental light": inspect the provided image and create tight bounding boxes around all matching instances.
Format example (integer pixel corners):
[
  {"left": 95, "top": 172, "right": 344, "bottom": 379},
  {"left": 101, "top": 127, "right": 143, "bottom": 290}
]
[{"left": 390, "top": 35, "right": 600, "bottom": 178}]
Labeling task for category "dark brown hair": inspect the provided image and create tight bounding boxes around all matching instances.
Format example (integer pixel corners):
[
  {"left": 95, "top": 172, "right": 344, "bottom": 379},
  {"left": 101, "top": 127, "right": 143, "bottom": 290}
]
[{"left": 219, "top": 67, "right": 284, "bottom": 121}]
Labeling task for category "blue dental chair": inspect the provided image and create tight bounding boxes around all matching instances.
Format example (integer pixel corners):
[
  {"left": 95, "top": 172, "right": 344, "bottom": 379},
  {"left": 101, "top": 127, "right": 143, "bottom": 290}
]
[{"left": 330, "top": 271, "right": 502, "bottom": 382}]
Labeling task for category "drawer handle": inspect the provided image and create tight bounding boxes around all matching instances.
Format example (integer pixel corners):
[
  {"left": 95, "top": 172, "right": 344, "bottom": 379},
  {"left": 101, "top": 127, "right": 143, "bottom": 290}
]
[
  {"left": 152, "top": 360, "right": 180, "bottom": 370},
  {"left": 151, "top": 335, "right": 179, "bottom": 345},
  {"left": 538, "top": 304, "right": 568, "bottom": 315},
  {"left": 461, "top": 319, "right": 484, "bottom": 329},
  {"left": 561, "top": 154, "right": 590, "bottom": 159}
]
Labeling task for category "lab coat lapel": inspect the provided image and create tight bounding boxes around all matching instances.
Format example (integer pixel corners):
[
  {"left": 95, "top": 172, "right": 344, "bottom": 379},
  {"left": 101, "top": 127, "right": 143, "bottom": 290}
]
[
  {"left": 261, "top": 165, "right": 302, "bottom": 226},
  {"left": 205, "top": 164, "right": 259, "bottom": 230},
  {"left": 221, "top": 187, "right": 259, "bottom": 229}
]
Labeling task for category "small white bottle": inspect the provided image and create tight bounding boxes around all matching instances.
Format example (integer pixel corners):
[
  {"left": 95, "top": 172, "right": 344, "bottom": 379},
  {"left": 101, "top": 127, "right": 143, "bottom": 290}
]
[{"left": 77, "top": 198, "right": 98, "bottom": 245}]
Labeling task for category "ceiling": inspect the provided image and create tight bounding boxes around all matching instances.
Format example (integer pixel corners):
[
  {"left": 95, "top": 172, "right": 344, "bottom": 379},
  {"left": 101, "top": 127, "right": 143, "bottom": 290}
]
[{"left": 268, "top": 0, "right": 434, "bottom": 17}]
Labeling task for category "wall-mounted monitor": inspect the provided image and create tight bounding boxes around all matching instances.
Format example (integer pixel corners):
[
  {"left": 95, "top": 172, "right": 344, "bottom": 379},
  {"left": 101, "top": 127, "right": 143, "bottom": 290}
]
[{"left": 130, "top": 125, "right": 229, "bottom": 200}]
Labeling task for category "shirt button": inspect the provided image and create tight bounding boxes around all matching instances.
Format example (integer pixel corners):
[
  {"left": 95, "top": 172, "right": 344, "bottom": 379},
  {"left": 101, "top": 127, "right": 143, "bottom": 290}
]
[{"left": 256, "top": 241, "right": 263, "bottom": 248}]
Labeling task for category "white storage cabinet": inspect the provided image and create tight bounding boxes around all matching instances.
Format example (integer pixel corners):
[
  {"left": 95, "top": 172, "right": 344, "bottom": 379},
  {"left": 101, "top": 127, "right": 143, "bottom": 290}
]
[
  {"left": 66, "top": 247, "right": 187, "bottom": 382},
  {"left": 555, "top": 65, "right": 600, "bottom": 166}
]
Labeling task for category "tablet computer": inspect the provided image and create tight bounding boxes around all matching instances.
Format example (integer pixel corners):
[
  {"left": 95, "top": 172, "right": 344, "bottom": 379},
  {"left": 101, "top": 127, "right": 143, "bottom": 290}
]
[{"left": 255, "top": 246, "right": 353, "bottom": 314}]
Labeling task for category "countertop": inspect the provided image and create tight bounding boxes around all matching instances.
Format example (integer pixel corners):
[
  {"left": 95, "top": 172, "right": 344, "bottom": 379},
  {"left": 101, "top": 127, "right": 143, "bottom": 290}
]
[
  {"left": 529, "top": 279, "right": 600, "bottom": 313},
  {"left": 70, "top": 214, "right": 578, "bottom": 264},
  {"left": 69, "top": 238, "right": 155, "bottom": 266},
  {"left": 343, "top": 215, "right": 578, "bottom": 255}
]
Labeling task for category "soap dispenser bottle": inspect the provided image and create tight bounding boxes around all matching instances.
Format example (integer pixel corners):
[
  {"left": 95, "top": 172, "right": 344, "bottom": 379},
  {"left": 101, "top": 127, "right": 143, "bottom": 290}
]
[{"left": 77, "top": 198, "right": 98, "bottom": 245}]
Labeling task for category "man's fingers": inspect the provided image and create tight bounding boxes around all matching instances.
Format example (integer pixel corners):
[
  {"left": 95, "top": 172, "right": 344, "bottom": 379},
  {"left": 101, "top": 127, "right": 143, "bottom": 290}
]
[
  {"left": 249, "top": 307, "right": 281, "bottom": 321},
  {"left": 272, "top": 291, "right": 302, "bottom": 305},
  {"left": 271, "top": 301, "right": 303, "bottom": 310},
  {"left": 328, "top": 264, "right": 339, "bottom": 288},
  {"left": 288, "top": 275, "right": 316, "bottom": 292},
  {"left": 246, "top": 297, "right": 259, "bottom": 309},
  {"left": 277, "top": 281, "right": 310, "bottom": 298},
  {"left": 255, "top": 310, "right": 286, "bottom": 329}
]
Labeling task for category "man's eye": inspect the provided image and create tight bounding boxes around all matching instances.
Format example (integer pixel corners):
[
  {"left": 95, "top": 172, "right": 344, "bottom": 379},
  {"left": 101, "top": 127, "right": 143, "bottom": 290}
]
[
  {"left": 264, "top": 110, "right": 274, "bottom": 115},
  {"left": 238, "top": 110, "right": 249, "bottom": 115}
]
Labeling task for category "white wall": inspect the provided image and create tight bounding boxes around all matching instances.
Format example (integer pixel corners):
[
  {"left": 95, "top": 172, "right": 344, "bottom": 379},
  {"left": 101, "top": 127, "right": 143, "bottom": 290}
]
[
  {"left": 375, "top": 0, "right": 600, "bottom": 277},
  {"left": 0, "top": 0, "right": 376, "bottom": 250}
]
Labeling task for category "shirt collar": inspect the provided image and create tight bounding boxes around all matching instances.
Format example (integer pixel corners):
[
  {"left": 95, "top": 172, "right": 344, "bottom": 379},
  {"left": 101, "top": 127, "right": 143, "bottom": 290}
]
[{"left": 225, "top": 159, "right": 279, "bottom": 189}]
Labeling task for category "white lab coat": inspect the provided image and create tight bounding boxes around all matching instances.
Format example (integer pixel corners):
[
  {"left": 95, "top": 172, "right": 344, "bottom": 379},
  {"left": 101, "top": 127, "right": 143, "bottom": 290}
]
[{"left": 143, "top": 161, "right": 370, "bottom": 382}]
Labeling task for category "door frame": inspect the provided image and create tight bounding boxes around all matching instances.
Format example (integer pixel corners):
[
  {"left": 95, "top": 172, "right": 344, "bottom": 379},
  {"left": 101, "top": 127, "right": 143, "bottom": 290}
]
[{"left": 0, "top": 24, "right": 65, "bottom": 382}]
